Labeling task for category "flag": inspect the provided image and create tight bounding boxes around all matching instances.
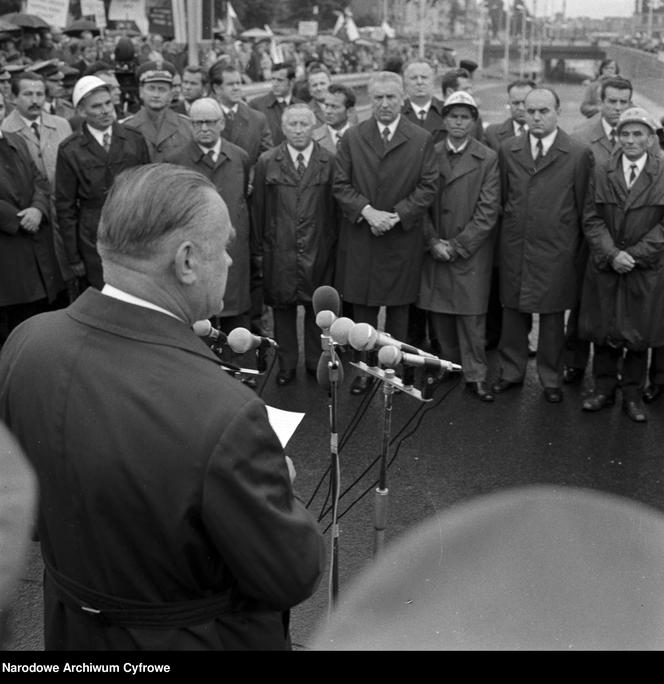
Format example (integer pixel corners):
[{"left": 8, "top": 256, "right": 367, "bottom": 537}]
[
  {"left": 332, "top": 10, "right": 344, "bottom": 36},
  {"left": 227, "top": 1, "right": 239, "bottom": 37},
  {"left": 264, "top": 24, "right": 284, "bottom": 64},
  {"left": 381, "top": 19, "right": 395, "bottom": 39},
  {"left": 345, "top": 16, "right": 359, "bottom": 42}
]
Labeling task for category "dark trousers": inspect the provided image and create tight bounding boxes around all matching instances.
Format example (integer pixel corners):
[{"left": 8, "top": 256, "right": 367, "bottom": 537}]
[
  {"left": 593, "top": 345, "right": 647, "bottom": 400},
  {"left": 563, "top": 305, "right": 591, "bottom": 371},
  {"left": 429, "top": 312, "right": 488, "bottom": 382},
  {"left": 485, "top": 266, "right": 502, "bottom": 349},
  {"left": 498, "top": 308, "right": 565, "bottom": 389},
  {"left": 648, "top": 346, "right": 664, "bottom": 386},
  {"left": 272, "top": 302, "right": 320, "bottom": 372},
  {"left": 352, "top": 303, "right": 410, "bottom": 344}
]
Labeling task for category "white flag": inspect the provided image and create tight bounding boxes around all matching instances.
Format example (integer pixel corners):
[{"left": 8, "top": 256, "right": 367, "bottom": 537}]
[
  {"left": 381, "top": 19, "right": 395, "bottom": 39},
  {"left": 227, "top": 1, "right": 238, "bottom": 37},
  {"left": 345, "top": 15, "right": 359, "bottom": 42},
  {"left": 332, "top": 11, "right": 344, "bottom": 36}
]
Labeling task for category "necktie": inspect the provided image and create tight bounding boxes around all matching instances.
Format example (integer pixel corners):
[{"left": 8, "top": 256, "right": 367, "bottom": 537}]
[
  {"left": 629, "top": 163, "right": 637, "bottom": 187},
  {"left": 296, "top": 152, "right": 305, "bottom": 177},
  {"left": 206, "top": 149, "right": 215, "bottom": 164},
  {"left": 534, "top": 138, "right": 544, "bottom": 166},
  {"left": 102, "top": 132, "right": 111, "bottom": 152},
  {"left": 226, "top": 108, "right": 234, "bottom": 124},
  {"left": 517, "top": 124, "right": 525, "bottom": 136},
  {"left": 382, "top": 126, "right": 390, "bottom": 147},
  {"left": 335, "top": 132, "right": 342, "bottom": 148},
  {"left": 418, "top": 109, "right": 426, "bottom": 122},
  {"left": 31, "top": 122, "right": 40, "bottom": 141},
  {"left": 610, "top": 128, "right": 617, "bottom": 147}
]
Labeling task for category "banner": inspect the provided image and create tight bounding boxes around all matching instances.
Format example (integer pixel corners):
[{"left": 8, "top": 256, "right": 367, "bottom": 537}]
[
  {"left": 298, "top": 21, "right": 318, "bottom": 37},
  {"left": 147, "top": 0, "right": 174, "bottom": 37},
  {"left": 26, "top": 0, "right": 69, "bottom": 28},
  {"left": 108, "top": 0, "right": 146, "bottom": 23},
  {"left": 94, "top": 0, "right": 107, "bottom": 28}
]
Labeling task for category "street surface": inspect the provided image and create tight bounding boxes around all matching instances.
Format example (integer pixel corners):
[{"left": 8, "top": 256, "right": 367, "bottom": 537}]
[{"left": 5, "top": 76, "right": 664, "bottom": 653}]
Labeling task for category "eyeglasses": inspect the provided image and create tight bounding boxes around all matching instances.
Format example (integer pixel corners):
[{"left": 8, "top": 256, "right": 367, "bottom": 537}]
[{"left": 191, "top": 119, "right": 220, "bottom": 128}]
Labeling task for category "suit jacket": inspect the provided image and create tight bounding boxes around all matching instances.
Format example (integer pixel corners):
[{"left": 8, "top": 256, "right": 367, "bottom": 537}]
[
  {"left": 0, "top": 132, "right": 64, "bottom": 306},
  {"left": 165, "top": 139, "right": 252, "bottom": 317},
  {"left": 122, "top": 106, "right": 195, "bottom": 162},
  {"left": 498, "top": 128, "right": 593, "bottom": 313},
  {"left": 484, "top": 117, "right": 520, "bottom": 154},
  {"left": 312, "top": 124, "right": 338, "bottom": 156},
  {"left": 402, "top": 97, "right": 447, "bottom": 146},
  {"left": 571, "top": 114, "right": 616, "bottom": 168},
  {"left": 333, "top": 116, "right": 438, "bottom": 306},
  {"left": 249, "top": 92, "right": 304, "bottom": 146},
  {"left": 2, "top": 110, "right": 74, "bottom": 281},
  {"left": 55, "top": 122, "right": 150, "bottom": 288},
  {"left": 170, "top": 99, "right": 189, "bottom": 116},
  {"left": 221, "top": 101, "right": 273, "bottom": 168},
  {"left": 0, "top": 288, "right": 326, "bottom": 649}
]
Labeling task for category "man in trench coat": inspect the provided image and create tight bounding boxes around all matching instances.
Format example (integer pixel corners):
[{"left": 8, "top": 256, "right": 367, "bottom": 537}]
[
  {"left": 579, "top": 107, "right": 664, "bottom": 423},
  {"left": 417, "top": 92, "right": 500, "bottom": 402},
  {"left": 492, "top": 87, "right": 593, "bottom": 403},
  {"left": 333, "top": 70, "right": 438, "bottom": 394}
]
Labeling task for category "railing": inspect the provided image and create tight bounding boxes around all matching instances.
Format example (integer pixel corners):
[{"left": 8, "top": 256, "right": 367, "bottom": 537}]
[{"left": 240, "top": 72, "right": 373, "bottom": 101}]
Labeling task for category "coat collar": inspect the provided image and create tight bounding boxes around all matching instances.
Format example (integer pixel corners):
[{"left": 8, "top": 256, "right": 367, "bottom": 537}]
[
  {"left": 365, "top": 116, "right": 416, "bottom": 158},
  {"left": 509, "top": 127, "right": 571, "bottom": 174},
  {"left": 438, "top": 137, "right": 488, "bottom": 182},
  {"left": 607, "top": 151, "right": 662, "bottom": 209}
]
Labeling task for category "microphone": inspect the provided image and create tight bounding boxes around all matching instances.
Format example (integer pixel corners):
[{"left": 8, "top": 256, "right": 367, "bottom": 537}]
[
  {"left": 329, "top": 317, "right": 355, "bottom": 346},
  {"left": 378, "top": 345, "right": 462, "bottom": 373},
  {"left": 315, "top": 309, "right": 337, "bottom": 334},
  {"left": 312, "top": 285, "right": 340, "bottom": 317},
  {"left": 316, "top": 349, "right": 344, "bottom": 390},
  {"left": 227, "top": 327, "right": 278, "bottom": 353},
  {"left": 348, "top": 322, "right": 432, "bottom": 357},
  {"left": 192, "top": 319, "right": 227, "bottom": 345}
]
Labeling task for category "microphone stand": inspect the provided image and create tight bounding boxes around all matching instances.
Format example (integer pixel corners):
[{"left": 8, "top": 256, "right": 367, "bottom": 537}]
[
  {"left": 374, "top": 367, "right": 395, "bottom": 557},
  {"left": 321, "top": 332, "right": 342, "bottom": 614}
]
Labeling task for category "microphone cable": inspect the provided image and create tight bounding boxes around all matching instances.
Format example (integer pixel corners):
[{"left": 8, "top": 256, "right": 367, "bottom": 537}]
[{"left": 319, "top": 374, "right": 462, "bottom": 533}]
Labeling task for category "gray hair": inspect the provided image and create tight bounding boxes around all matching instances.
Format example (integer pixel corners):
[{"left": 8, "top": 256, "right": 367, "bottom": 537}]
[
  {"left": 282, "top": 102, "right": 316, "bottom": 125},
  {"left": 367, "top": 70, "right": 404, "bottom": 97},
  {"left": 97, "top": 163, "right": 222, "bottom": 258}
]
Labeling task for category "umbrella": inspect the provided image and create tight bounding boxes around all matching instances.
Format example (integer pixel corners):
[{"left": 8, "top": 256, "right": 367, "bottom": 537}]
[
  {"left": 63, "top": 18, "right": 100, "bottom": 36},
  {"left": 353, "top": 37, "right": 377, "bottom": 47},
  {"left": 240, "top": 28, "right": 273, "bottom": 40},
  {"left": 316, "top": 34, "right": 344, "bottom": 47},
  {"left": 0, "top": 18, "right": 21, "bottom": 33},
  {"left": 0, "top": 13, "right": 50, "bottom": 30},
  {"left": 275, "top": 34, "right": 310, "bottom": 44}
]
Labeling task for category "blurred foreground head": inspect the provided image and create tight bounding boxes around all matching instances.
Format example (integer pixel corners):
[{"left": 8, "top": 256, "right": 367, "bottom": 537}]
[{"left": 311, "top": 486, "right": 664, "bottom": 650}]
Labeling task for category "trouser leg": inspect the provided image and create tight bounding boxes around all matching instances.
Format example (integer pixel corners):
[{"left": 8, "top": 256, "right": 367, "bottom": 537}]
[
  {"left": 592, "top": 344, "right": 622, "bottom": 396},
  {"left": 273, "top": 305, "right": 298, "bottom": 371},
  {"left": 536, "top": 311, "right": 566, "bottom": 389},
  {"left": 497, "top": 307, "right": 531, "bottom": 383}
]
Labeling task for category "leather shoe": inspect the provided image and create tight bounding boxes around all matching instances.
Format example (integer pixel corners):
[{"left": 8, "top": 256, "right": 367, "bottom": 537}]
[
  {"left": 563, "top": 367, "right": 585, "bottom": 384},
  {"left": 466, "top": 381, "right": 494, "bottom": 402},
  {"left": 643, "top": 384, "right": 661, "bottom": 404},
  {"left": 276, "top": 369, "right": 296, "bottom": 386},
  {"left": 623, "top": 399, "right": 647, "bottom": 423},
  {"left": 582, "top": 392, "right": 615, "bottom": 412},
  {"left": 350, "top": 375, "right": 371, "bottom": 395},
  {"left": 491, "top": 378, "right": 522, "bottom": 394},
  {"left": 543, "top": 387, "right": 563, "bottom": 403}
]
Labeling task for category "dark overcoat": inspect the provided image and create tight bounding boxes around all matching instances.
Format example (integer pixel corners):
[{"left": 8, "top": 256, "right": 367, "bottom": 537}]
[
  {"left": 252, "top": 141, "right": 337, "bottom": 307},
  {"left": 122, "top": 107, "right": 194, "bottom": 162},
  {"left": 579, "top": 151, "right": 664, "bottom": 350},
  {"left": 249, "top": 92, "right": 304, "bottom": 147},
  {"left": 55, "top": 122, "right": 150, "bottom": 288},
  {"left": 402, "top": 96, "right": 447, "bottom": 146},
  {"left": 165, "top": 139, "right": 252, "bottom": 318},
  {"left": 498, "top": 129, "right": 593, "bottom": 313},
  {"left": 0, "top": 289, "right": 326, "bottom": 650},
  {"left": 333, "top": 116, "right": 438, "bottom": 306},
  {"left": 483, "top": 117, "right": 517, "bottom": 154},
  {"left": 0, "top": 132, "right": 64, "bottom": 306},
  {"left": 418, "top": 139, "right": 500, "bottom": 315},
  {"left": 221, "top": 101, "right": 273, "bottom": 168}
]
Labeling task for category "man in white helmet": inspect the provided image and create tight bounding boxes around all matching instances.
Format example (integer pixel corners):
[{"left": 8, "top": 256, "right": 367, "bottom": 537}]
[{"left": 55, "top": 75, "right": 150, "bottom": 291}]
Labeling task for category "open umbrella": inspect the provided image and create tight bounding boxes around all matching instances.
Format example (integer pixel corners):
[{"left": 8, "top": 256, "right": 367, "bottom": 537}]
[
  {"left": 0, "top": 18, "right": 21, "bottom": 33},
  {"left": 0, "top": 13, "right": 50, "bottom": 30},
  {"left": 275, "top": 34, "right": 310, "bottom": 44},
  {"left": 240, "top": 28, "right": 272, "bottom": 40},
  {"left": 316, "top": 34, "right": 344, "bottom": 47},
  {"left": 63, "top": 18, "right": 100, "bottom": 36}
]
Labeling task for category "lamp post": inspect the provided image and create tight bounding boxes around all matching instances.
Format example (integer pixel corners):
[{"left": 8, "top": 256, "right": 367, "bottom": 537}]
[{"left": 504, "top": 3, "right": 512, "bottom": 81}]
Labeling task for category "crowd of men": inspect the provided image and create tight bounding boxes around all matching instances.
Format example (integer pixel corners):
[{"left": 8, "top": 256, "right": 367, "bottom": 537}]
[{"left": 2, "top": 52, "right": 664, "bottom": 650}]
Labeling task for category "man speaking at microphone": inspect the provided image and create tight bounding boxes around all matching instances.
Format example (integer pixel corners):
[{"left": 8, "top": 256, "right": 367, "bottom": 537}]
[{"left": 0, "top": 163, "right": 326, "bottom": 650}]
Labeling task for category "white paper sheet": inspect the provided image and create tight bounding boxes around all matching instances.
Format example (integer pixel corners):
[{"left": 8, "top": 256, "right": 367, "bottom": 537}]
[{"left": 266, "top": 406, "right": 305, "bottom": 448}]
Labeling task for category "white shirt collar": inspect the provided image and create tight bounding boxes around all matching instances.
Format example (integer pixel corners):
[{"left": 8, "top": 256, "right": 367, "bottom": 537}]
[
  {"left": 19, "top": 113, "right": 41, "bottom": 130},
  {"left": 199, "top": 138, "right": 222, "bottom": 162},
  {"left": 412, "top": 100, "right": 431, "bottom": 117},
  {"left": 86, "top": 123, "right": 113, "bottom": 147},
  {"left": 446, "top": 138, "right": 469, "bottom": 154},
  {"left": 101, "top": 284, "right": 184, "bottom": 322},
  {"left": 287, "top": 141, "right": 314, "bottom": 166},
  {"left": 601, "top": 117, "right": 616, "bottom": 140},
  {"left": 328, "top": 123, "right": 349, "bottom": 140},
  {"left": 529, "top": 128, "right": 558, "bottom": 158},
  {"left": 513, "top": 120, "right": 528, "bottom": 136},
  {"left": 221, "top": 104, "right": 238, "bottom": 115},
  {"left": 376, "top": 115, "right": 400, "bottom": 140},
  {"left": 622, "top": 152, "right": 647, "bottom": 185}
]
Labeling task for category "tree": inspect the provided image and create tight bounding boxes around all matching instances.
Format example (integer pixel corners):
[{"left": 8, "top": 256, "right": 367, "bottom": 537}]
[{"left": 0, "top": 0, "right": 21, "bottom": 14}]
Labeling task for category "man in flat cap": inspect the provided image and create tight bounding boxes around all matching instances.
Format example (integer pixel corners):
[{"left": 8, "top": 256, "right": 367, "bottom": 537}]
[
  {"left": 122, "top": 59, "right": 194, "bottom": 161},
  {"left": 55, "top": 76, "right": 150, "bottom": 291},
  {"left": 580, "top": 106, "right": 664, "bottom": 423}
]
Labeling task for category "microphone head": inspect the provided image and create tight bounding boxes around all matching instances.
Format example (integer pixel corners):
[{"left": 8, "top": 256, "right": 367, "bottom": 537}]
[
  {"left": 348, "top": 323, "right": 377, "bottom": 351},
  {"left": 312, "top": 285, "right": 340, "bottom": 317},
  {"left": 329, "top": 317, "right": 354, "bottom": 345},
  {"left": 316, "top": 350, "right": 344, "bottom": 389},
  {"left": 315, "top": 309, "right": 337, "bottom": 332},
  {"left": 227, "top": 327, "right": 254, "bottom": 354},
  {"left": 192, "top": 319, "right": 214, "bottom": 338},
  {"left": 378, "top": 345, "right": 401, "bottom": 368}
]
